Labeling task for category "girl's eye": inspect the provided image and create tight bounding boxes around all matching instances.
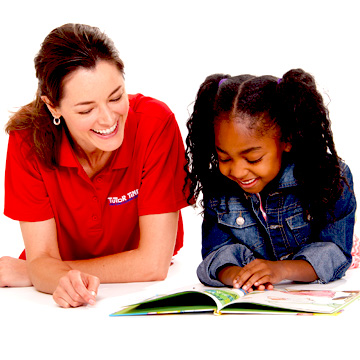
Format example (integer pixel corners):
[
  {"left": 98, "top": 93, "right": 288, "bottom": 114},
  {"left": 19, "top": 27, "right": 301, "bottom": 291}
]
[
  {"left": 247, "top": 157, "right": 263, "bottom": 164},
  {"left": 218, "top": 158, "right": 231, "bottom": 163}
]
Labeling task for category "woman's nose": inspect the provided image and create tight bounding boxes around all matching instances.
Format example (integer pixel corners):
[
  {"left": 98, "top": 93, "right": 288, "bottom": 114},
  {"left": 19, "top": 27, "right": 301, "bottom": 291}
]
[{"left": 99, "top": 105, "right": 113, "bottom": 124}]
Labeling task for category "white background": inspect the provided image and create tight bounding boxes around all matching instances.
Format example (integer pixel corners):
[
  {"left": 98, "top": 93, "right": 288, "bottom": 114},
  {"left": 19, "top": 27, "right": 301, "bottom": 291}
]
[
  {"left": 1, "top": 2, "right": 359, "bottom": 359},
  {"left": 0, "top": 0, "right": 358, "bottom": 262}
]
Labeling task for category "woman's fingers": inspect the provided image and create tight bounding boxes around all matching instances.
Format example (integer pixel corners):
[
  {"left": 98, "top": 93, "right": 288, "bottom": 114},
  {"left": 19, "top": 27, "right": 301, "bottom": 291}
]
[{"left": 53, "top": 270, "right": 100, "bottom": 308}]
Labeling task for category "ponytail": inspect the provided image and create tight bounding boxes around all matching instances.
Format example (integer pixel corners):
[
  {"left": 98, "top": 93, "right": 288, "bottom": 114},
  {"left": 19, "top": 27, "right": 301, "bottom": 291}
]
[
  {"left": 185, "top": 74, "right": 230, "bottom": 205},
  {"left": 273, "top": 68, "right": 344, "bottom": 225}
]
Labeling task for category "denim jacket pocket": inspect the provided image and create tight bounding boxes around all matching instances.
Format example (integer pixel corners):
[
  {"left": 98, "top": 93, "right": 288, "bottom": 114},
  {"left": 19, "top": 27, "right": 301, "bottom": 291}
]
[
  {"left": 286, "top": 212, "right": 311, "bottom": 246},
  {"left": 217, "top": 210, "right": 264, "bottom": 252}
]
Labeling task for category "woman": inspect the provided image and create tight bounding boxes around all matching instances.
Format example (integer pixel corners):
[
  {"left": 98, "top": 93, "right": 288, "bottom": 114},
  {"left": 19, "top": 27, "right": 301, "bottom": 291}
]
[{"left": 1, "top": 23, "right": 188, "bottom": 307}]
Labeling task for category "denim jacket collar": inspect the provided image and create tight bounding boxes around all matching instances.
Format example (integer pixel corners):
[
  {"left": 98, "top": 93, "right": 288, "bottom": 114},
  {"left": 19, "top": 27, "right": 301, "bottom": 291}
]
[
  {"left": 277, "top": 162, "right": 298, "bottom": 190},
  {"left": 242, "top": 161, "right": 298, "bottom": 202}
]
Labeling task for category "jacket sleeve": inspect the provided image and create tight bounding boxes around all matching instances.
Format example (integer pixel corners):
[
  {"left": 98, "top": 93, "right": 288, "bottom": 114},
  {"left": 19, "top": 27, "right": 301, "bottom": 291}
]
[
  {"left": 196, "top": 203, "right": 255, "bottom": 286},
  {"left": 292, "top": 164, "right": 356, "bottom": 283}
]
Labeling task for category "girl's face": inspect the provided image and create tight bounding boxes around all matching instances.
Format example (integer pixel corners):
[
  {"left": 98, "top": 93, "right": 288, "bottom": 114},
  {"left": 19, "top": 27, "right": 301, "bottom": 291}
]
[
  {"left": 214, "top": 119, "right": 291, "bottom": 194},
  {"left": 43, "top": 60, "right": 129, "bottom": 157}
]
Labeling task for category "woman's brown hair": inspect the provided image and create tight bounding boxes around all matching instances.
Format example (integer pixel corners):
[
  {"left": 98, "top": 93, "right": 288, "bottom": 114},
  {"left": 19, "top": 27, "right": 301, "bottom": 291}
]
[{"left": 5, "top": 23, "right": 125, "bottom": 168}]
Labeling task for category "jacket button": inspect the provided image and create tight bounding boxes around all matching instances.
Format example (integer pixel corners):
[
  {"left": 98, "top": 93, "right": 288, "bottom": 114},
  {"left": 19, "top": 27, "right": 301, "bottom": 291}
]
[{"left": 236, "top": 216, "right": 245, "bottom": 226}]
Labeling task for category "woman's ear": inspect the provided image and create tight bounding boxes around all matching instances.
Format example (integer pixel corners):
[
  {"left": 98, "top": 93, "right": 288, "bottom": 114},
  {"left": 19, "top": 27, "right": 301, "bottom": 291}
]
[{"left": 41, "top": 96, "right": 61, "bottom": 118}]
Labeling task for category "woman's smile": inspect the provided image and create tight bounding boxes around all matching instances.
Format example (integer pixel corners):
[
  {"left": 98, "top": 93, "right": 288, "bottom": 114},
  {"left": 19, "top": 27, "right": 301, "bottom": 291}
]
[
  {"left": 91, "top": 120, "right": 119, "bottom": 136},
  {"left": 49, "top": 61, "right": 130, "bottom": 156}
]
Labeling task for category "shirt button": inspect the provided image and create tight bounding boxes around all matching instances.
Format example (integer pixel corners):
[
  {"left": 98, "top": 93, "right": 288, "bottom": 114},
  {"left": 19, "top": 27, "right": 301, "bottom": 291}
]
[
  {"left": 236, "top": 216, "right": 245, "bottom": 226},
  {"left": 96, "top": 177, "right": 103, "bottom": 183},
  {"left": 92, "top": 196, "right": 98, "bottom": 202},
  {"left": 92, "top": 215, "right": 98, "bottom": 221}
]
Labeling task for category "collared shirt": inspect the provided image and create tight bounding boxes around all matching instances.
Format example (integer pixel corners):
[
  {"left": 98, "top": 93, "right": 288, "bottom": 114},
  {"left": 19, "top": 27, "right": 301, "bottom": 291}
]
[
  {"left": 197, "top": 161, "right": 356, "bottom": 285},
  {"left": 4, "top": 94, "right": 188, "bottom": 260}
]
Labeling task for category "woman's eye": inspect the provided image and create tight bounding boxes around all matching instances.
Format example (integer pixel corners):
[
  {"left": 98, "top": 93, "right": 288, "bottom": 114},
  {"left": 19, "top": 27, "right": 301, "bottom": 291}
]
[
  {"left": 78, "top": 109, "right": 93, "bottom": 115},
  {"left": 110, "top": 94, "right": 122, "bottom": 102},
  {"left": 218, "top": 158, "right": 231, "bottom": 163}
]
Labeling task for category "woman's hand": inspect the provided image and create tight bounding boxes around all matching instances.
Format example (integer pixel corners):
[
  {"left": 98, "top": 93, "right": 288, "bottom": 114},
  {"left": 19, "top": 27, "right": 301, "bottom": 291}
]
[
  {"left": 0, "top": 257, "right": 32, "bottom": 287},
  {"left": 53, "top": 269, "right": 100, "bottom": 308}
]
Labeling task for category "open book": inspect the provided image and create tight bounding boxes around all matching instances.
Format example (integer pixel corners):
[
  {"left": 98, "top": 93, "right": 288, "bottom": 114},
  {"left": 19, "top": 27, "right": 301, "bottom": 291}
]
[{"left": 110, "top": 286, "right": 360, "bottom": 316}]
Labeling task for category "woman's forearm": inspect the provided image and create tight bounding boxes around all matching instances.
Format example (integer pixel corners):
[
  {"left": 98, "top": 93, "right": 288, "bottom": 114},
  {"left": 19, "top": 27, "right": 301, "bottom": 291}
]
[
  {"left": 28, "top": 256, "right": 73, "bottom": 294},
  {"left": 66, "top": 212, "right": 178, "bottom": 283},
  {"left": 66, "top": 247, "right": 173, "bottom": 283}
]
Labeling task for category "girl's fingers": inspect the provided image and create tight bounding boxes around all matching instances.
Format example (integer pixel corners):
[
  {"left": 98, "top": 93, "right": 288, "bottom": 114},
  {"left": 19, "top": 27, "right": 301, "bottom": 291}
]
[
  {"left": 232, "top": 262, "right": 262, "bottom": 289},
  {"left": 234, "top": 267, "right": 269, "bottom": 291}
]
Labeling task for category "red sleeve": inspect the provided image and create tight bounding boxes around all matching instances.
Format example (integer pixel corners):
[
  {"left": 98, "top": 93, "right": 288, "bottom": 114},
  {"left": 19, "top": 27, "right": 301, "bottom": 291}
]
[
  {"left": 4, "top": 131, "right": 54, "bottom": 221},
  {"left": 136, "top": 107, "right": 188, "bottom": 216}
]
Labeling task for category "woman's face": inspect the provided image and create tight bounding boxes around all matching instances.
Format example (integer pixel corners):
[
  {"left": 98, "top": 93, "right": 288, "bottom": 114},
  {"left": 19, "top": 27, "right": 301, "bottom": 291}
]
[
  {"left": 214, "top": 119, "right": 291, "bottom": 194},
  {"left": 45, "top": 61, "right": 129, "bottom": 156}
]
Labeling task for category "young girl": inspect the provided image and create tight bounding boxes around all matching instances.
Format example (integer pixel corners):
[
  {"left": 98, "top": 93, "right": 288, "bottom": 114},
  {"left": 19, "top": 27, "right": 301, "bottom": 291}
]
[{"left": 185, "top": 69, "right": 356, "bottom": 292}]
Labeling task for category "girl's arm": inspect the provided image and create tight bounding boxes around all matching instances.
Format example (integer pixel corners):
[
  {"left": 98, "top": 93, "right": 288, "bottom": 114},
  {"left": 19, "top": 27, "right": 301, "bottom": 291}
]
[
  {"left": 20, "top": 211, "right": 178, "bottom": 307},
  {"left": 218, "top": 259, "right": 318, "bottom": 291}
]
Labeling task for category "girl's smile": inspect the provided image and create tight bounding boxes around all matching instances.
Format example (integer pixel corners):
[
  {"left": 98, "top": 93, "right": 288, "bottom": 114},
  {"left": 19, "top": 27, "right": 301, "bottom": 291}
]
[
  {"left": 215, "top": 119, "right": 291, "bottom": 194},
  {"left": 238, "top": 177, "right": 260, "bottom": 189}
]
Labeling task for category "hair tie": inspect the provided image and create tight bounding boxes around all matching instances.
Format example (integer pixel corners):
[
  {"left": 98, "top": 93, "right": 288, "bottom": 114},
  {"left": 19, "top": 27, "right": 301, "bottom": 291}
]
[
  {"left": 277, "top": 78, "right": 282, "bottom": 84},
  {"left": 219, "top": 78, "right": 227, "bottom": 87}
]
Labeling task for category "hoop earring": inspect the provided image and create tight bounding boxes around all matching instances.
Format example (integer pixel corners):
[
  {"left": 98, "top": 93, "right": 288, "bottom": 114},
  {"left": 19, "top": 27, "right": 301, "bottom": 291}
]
[{"left": 53, "top": 117, "right": 61, "bottom": 126}]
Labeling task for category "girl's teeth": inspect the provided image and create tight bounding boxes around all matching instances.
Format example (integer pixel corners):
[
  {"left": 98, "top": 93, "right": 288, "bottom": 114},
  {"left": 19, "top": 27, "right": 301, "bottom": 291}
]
[
  {"left": 93, "top": 122, "right": 117, "bottom": 135},
  {"left": 241, "top": 179, "right": 256, "bottom": 185}
]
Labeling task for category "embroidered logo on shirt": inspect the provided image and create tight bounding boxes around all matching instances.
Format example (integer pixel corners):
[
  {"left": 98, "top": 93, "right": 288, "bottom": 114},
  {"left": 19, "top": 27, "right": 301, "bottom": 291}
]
[{"left": 108, "top": 189, "right": 139, "bottom": 206}]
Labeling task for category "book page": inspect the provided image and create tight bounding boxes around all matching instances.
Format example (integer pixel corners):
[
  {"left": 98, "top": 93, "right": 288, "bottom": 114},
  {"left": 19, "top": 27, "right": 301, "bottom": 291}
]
[
  {"left": 221, "top": 289, "right": 360, "bottom": 314},
  {"left": 198, "top": 287, "right": 247, "bottom": 310}
]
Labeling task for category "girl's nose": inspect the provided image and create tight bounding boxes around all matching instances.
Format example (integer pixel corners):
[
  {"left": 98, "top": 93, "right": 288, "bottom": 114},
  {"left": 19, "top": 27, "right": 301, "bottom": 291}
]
[{"left": 229, "top": 161, "right": 249, "bottom": 180}]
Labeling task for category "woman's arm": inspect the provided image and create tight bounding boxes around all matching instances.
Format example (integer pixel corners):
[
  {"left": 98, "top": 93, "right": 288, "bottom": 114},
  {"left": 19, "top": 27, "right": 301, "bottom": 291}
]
[
  {"left": 67, "top": 211, "right": 179, "bottom": 282},
  {"left": 21, "top": 211, "right": 178, "bottom": 307},
  {"left": 20, "top": 219, "right": 99, "bottom": 308}
]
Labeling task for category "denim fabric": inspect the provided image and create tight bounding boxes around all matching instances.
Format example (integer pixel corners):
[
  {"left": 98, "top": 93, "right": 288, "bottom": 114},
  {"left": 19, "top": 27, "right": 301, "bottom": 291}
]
[{"left": 197, "top": 162, "right": 356, "bottom": 286}]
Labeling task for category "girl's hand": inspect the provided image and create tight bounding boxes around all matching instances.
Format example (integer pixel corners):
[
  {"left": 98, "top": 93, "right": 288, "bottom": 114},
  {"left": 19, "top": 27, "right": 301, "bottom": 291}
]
[
  {"left": 52, "top": 269, "right": 100, "bottom": 308},
  {"left": 0, "top": 257, "right": 32, "bottom": 287},
  {"left": 218, "top": 260, "right": 286, "bottom": 291},
  {"left": 232, "top": 259, "right": 285, "bottom": 291}
]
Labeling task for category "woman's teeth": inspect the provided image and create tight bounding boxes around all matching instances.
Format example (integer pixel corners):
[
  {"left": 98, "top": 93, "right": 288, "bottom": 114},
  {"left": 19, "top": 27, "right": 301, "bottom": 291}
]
[{"left": 92, "top": 122, "right": 117, "bottom": 135}]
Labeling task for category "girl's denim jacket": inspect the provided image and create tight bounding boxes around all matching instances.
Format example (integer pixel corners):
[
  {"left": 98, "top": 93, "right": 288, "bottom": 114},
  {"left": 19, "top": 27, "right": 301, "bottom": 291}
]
[{"left": 197, "top": 162, "right": 356, "bottom": 286}]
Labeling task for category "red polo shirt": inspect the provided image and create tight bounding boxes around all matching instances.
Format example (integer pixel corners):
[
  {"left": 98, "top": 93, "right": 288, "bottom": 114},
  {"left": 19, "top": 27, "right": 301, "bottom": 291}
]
[{"left": 4, "top": 94, "right": 188, "bottom": 260}]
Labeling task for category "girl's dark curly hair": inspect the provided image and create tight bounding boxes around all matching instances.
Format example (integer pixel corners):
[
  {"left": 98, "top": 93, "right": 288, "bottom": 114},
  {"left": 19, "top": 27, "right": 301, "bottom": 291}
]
[{"left": 185, "top": 68, "right": 346, "bottom": 226}]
